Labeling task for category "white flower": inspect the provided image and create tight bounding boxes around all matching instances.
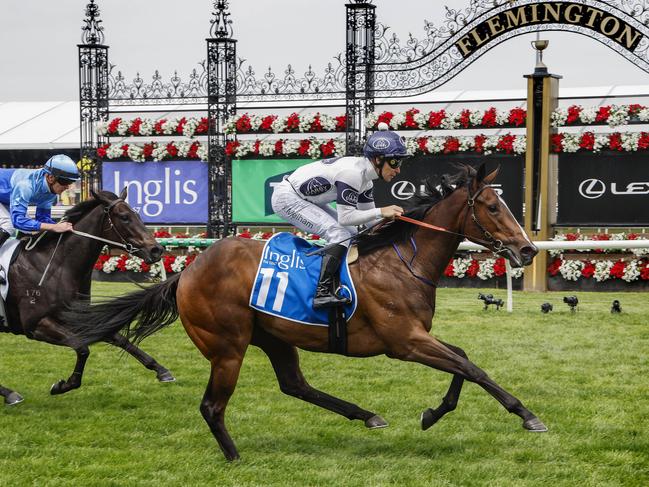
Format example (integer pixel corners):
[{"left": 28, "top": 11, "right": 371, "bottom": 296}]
[
  {"left": 102, "top": 256, "right": 119, "bottom": 273},
  {"left": 106, "top": 144, "right": 124, "bottom": 159},
  {"left": 452, "top": 257, "right": 472, "bottom": 278},
  {"left": 139, "top": 119, "right": 153, "bottom": 136},
  {"left": 390, "top": 113, "right": 405, "bottom": 129},
  {"left": 512, "top": 136, "right": 527, "bottom": 154},
  {"left": 96, "top": 121, "right": 108, "bottom": 136},
  {"left": 551, "top": 108, "right": 567, "bottom": 127},
  {"left": 125, "top": 256, "right": 144, "bottom": 272},
  {"left": 117, "top": 119, "right": 129, "bottom": 136},
  {"left": 127, "top": 144, "right": 144, "bottom": 162},
  {"left": 477, "top": 258, "right": 496, "bottom": 280},
  {"left": 183, "top": 117, "right": 200, "bottom": 138},
  {"left": 621, "top": 132, "right": 640, "bottom": 152},
  {"left": 579, "top": 107, "right": 597, "bottom": 124},
  {"left": 594, "top": 260, "right": 613, "bottom": 282},
  {"left": 561, "top": 133, "right": 581, "bottom": 153},
  {"left": 559, "top": 259, "right": 584, "bottom": 281},
  {"left": 148, "top": 261, "right": 163, "bottom": 278},
  {"left": 171, "top": 255, "right": 187, "bottom": 273},
  {"left": 469, "top": 110, "right": 483, "bottom": 126},
  {"left": 365, "top": 113, "right": 378, "bottom": 128},
  {"left": 622, "top": 260, "right": 640, "bottom": 282},
  {"left": 637, "top": 107, "right": 649, "bottom": 122}
]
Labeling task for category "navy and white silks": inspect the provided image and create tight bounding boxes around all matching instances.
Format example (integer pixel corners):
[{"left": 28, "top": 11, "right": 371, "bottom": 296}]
[{"left": 271, "top": 156, "right": 382, "bottom": 246}]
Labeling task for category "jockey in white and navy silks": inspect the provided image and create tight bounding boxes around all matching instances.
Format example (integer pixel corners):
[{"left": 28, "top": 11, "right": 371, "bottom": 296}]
[
  {"left": 271, "top": 124, "right": 409, "bottom": 309},
  {"left": 0, "top": 154, "right": 80, "bottom": 254}
]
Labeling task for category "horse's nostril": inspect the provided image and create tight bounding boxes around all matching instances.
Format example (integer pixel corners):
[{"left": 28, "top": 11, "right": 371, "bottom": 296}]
[
  {"left": 520, "top": 245, "right": 538, "bottom": 263},
  {"left": 150, "top": 245, "right": 163, "bottom": 259}
]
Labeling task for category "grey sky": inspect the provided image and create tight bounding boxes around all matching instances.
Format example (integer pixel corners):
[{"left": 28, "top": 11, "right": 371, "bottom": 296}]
[{"left": 1, "top": 0, "right": 648, "bottom": 102}]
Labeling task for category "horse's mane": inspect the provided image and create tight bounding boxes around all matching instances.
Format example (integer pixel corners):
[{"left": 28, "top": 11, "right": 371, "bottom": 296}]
[{"left": 356, "top": 165, "right": 476, "bottom": 255}]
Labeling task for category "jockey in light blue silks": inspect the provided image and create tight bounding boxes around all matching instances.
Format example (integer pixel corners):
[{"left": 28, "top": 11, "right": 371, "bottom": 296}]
[
  {"left": 271, "top": 124, "right": 409, "bottom": 309},
  {"left": 0, "top": 154, "right": 80, "bottom": 258}
]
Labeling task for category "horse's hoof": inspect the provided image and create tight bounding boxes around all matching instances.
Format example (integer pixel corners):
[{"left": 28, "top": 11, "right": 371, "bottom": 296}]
[
  {"left": 50, "top": 380, "right": 67, "bottom": 395},
  {"left": 421, "top": 408, "right": 445, "bottom": 431},
  {"left": 523, "top": 417, "right": 548, "bottom": 432},
  {"left": 5, "top": 392, "right": 24, "bottom": 406},
  {"left": 157, "top": 371, "right": 176, "bottom": 383},
  {"left": 365, "top": 415, "right": 388, "bottom": 429}
]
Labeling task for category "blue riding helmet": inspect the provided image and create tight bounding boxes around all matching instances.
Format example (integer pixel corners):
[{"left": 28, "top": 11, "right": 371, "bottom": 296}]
[
  {"left": 363, "top": 129, "right": 409, "bottom": 159},
  {"left": 43, "top": 154, "right": 80, "bottom": 182}
]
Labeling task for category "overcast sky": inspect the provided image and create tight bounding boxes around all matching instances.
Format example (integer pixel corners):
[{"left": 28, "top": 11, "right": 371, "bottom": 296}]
[{"left": 1, "top": 0, "right": 648, "bottom": 102}]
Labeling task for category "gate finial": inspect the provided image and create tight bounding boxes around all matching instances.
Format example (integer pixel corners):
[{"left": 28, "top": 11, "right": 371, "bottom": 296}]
[
  {"left": 81, "top": 0, "right": 105, "bottom": 45},
  {"left": 210, "top": 0, "right": 234, "bottom": 39}
]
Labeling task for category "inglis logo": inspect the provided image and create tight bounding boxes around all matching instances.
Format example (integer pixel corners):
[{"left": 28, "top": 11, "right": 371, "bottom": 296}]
[
  {"left": 262, "top": 246, "right": 306, "bottom": 271},
  {"left": 579, "top": 178, "right": 649, "bottom": 199}
]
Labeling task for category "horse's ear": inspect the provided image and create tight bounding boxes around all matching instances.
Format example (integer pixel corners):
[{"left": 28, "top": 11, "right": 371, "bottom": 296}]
[
  {"left": 90, "top": 189, "right": 99, "bottom": 200},
  {"left": 483, "top": 165, "right": 500, "bottom": 184},
  {"left": 119, "top": 186, "right": 128, "bottom": 200},
  {"left": 475, "top": 163, "right": 486, "bottom": 183}
]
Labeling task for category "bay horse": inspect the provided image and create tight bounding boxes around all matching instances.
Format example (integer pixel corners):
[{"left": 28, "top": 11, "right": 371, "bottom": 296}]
[
  {"left": 0, "top": 189, "right": 172, "bottom": 406},
  {"left": 62, "top": 164, "right": 547, "bottom": 461}
]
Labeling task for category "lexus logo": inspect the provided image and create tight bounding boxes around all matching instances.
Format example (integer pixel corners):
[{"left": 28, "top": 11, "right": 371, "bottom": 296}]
[
  {"left": 391, "top": 181, "right": 415, "bottom": 200},
  {"left": 578, "top": 179, "right": 606, "bottom": 199}
]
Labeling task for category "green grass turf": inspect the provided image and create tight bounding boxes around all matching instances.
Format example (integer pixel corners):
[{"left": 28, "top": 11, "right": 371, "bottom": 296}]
[{"left": 1, "top": 283, "right": 647, "bottom": 486}]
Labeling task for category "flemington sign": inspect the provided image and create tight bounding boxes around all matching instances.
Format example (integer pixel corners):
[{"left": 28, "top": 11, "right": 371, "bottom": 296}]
[{"left": 455, "top": 2, "right": 644, "bottom": 57}]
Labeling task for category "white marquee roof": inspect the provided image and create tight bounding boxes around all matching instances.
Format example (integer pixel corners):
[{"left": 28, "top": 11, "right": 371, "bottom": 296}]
[{"left": 1, "top": 84, "right": 647, "bottom": 150}]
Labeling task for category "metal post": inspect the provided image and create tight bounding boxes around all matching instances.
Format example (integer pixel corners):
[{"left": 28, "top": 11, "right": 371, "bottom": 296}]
[
  {"left": 206, "top": 0, "right": 237, "bottom": 238},
  {"left": 524, "top": 39, "right": 561, "bottom": 291},
  {"left": 345, "top": 1, "right": 375, "bottom": 156},
  {"left": 78, "top": 0, "right": 109, "bottom": 199}
]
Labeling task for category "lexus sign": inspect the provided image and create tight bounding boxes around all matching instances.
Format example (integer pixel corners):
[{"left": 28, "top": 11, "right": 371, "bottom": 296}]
[{"left": 558, "top": 153, "right": 649, "bottom": 225}]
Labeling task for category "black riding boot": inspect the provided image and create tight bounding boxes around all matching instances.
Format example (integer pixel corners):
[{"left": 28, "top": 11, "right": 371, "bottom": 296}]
[
  {"left": 0, "top": 229, "right": 10, "bottom": 285},
  {"left": 313, "top": 244, "right": 351, "bottom": 309}
]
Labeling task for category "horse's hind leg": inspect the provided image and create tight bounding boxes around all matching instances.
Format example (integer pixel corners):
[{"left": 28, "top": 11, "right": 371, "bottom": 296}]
[
  {"left": 105, "top": 333, "right": 175, "bottom": 382},
  {"left": 251, "top": 326, "right": 387, "bottom": 429},
  {"left": 421, "top": 340, "right": 466, "bottom": 430},
  {"left": 0, "top": 384, "right": 23, "bottom": 406}
]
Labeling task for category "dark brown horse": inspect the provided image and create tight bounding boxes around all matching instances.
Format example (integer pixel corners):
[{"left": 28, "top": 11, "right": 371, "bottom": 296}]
[
  {"left": 0, "top": 189, "right": 171, "bottom": 406},
  {"left": 62, "top": 165, "right": 547, "bottom": 461}
]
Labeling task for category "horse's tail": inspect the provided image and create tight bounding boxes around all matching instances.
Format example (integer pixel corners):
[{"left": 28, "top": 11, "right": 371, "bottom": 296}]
[{"left": 62, "top": 273, "right": 181, "bottom": 346}]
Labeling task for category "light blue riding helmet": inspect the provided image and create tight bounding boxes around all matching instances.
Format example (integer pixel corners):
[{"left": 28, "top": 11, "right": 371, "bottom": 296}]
[{"left": 43, "top": 154, "right": 81, "bottom": 183}]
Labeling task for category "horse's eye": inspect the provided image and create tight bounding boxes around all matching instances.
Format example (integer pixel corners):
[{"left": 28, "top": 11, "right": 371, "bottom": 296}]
[
  {"left": 487, "top": 204, "right": 498, "bottom": 213},
  {"left": 120, "top": 215, "right": 130, "bottom": 222}
]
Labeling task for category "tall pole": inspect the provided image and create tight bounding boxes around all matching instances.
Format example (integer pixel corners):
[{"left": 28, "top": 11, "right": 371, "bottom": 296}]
[
  {"left": 206, "top": 0, "right": 237, "bottom": 237},
  {"left": 524, "top": 38, "right": 561, "bottom": 291},
  {"left": 78, "top": 0, "right": 109, "bottom": 199},
  {"left": 345, "top": 1, "right": 375, "bottom": 156}
]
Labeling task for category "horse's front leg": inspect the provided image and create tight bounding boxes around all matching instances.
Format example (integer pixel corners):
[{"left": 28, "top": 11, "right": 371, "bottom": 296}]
[
  {"left": 389, "top": 330, "right": 547, "bottom": 432},
  {"left": 105, "top": 333, "right": 175, "bottom": 382},
  {"left": 30, "top": 317, "right": 89, "bottom": 395},
  {"left": 0, "top": 384, "right": 24, "bottom": 405}
]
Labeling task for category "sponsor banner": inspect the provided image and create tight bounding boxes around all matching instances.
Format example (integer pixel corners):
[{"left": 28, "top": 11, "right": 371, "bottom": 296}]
[
  {"left": 557, "top": 153, "right": 649, "bottom": 226},
  {"left": 102, "top": 161, "right": 208, "bottom": 224},
  {"left": 372, "top": 154, "right": 524, "bottom": 222},
  {"left": 232, "top": 159, "right": 310, "bottom": 223}
]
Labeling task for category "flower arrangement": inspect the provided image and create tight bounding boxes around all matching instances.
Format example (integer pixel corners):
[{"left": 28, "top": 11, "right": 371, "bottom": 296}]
[
  {"left": 367, "top": 107, "right": 527, "bottom": 130},
  {"left": 444, "top": 256, "right": 524, "bottom": 280},
  {"left": 551, "top": 131, "right": 649, "bottom": 153},
  {"left": 548, "top": 232, "right": 649, "bottom": 258},
  {"left": 97, "top": 117, "right": 209, "bottom": 138},
  {"left": 96, "top": 141, "right": 207, "bottom": 162},
  {"left": 548, "top": 257, "right": 649, "bottom": 282},
  {"left": 551, "top": 104, "right": 649, "bottom": 129},
  {"left": 224, "top": 113, "right": 347, "bottom": 134}
]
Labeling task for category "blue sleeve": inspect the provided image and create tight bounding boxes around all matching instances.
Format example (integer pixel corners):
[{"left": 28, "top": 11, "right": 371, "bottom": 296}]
[
  {"left": 10, "top": 182, "right": 42, "bottom": 232},
  {"left": 36, "top": 205, "right": 55, "bottom": 225}
]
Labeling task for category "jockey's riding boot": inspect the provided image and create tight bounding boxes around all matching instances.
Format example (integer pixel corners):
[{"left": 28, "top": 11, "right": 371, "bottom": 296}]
[
  {"left": 0, "top": 229, "right": 10, "bottom": 285},
  {"left": 313, "top": 244, "right": 351, "bottom": 309}
]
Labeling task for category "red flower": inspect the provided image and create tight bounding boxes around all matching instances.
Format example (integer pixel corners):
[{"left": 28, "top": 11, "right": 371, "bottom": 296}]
[
  {"left": 547, "top": 258, "right": 562, "bottom": 276},
  {"left": 466, "top": 260, "right": 479, "bottom": 278},
  {"left": 566, "top": 233, "right": 580, "bottom": 241},
  {"left": 261, "top": 232, "right": 274, "bottom": 239},
  {"left": 260, "top": 115, "right": 276, "bottom": 132},
  {"left": 566, "top": 105, "right": 582, "bottom": 124},
  {"left": 638, "top": 132, "right": 649, "bottom": 150},
  {"left": 176, "top": 117, "right": 187, "bottom": 135},
  {"left": 640, "top": 261, "right": 649, "bottom": 280},
  {"left": 579, "top": 132, "right": 595, "bottom": 151},
  {"left": 297, "top": 139, "right": 311, "bottom": 156},
  {"left": 121, "top": 144, "right": 129, "bottom": 157},
  {"left": 481, "top": 107, "right": 497, "bottom": 127},
  {"left": 252, "top": 140, "right": 261, "bottom": 155},
  {"left": 195, "top": 117, "right": 209, "bottom": 134},
  {"left": 154, "top": 119, "right": 166, "bottom": 135},
  {"left": 404, "top": 108, "right": 420, "bottom": 129},
  {"left": 274, "top": 140, "right": 284, "bottom": 155},
  {"left": 609, "top": 260, "right": 626, "bottom": 279},
  {"left": 166, "top": 143, "right": 178, "bottom": 157},
  {"left": 496, "top": 134, "right": 515, "bottom": 153},
  {"left": 286, "top": 113, "right": 301, "bottom": 132},
  {"left": 235, "top": 114, "right": 252, "bottom": 133},
  {"left": 493, "top": 257, "right": 506, "bottom": 277},
  {"left": 238, "top": 230, "right": 252, "bottom": 239},
  {"left": 444, "top": 261, "right": 454, "bottom": 277},
  {"left": 187, "top": 142, "right": 199, "bottom": 159},
  {"left": 595, "top": 106, "right": 612, "bottom": 123},
  {"left": 428, "top": 110, "right": 446, "bottom": 128},
  {"left": 175, "top": 232, "right": 190, "bottom": 239},
  {"left": 116, "top": 255, "right": 128, "bottom": 272},
  {"left": 417, "top": 137, "right": 429, "bottom": 154},
  {"left": 143, "top": 143, "right": 154, "bottom": 158},
  {"left": 140, "top": 261, "right": 150, "bottom": 273},
  {"left": 581, "top": 262, "right": 595, "bottom": 279},
  {"left": 335, "top": 115, "right": 347, "bottom": 131},
  {"left": 225, "top": 140, "right": 240, "bottom": 156},
  {"left": 443, "top": 137, "right": 460, "bottom": 154},
  {"left": 185, "top": 254, "right": 197, "bottom": 267},
  {"left": 163, "top": 255, "right": 175, "bottom": 273},
  {"left": 153, "top": 228, "right": 172, "bottom": 238},
  {"left": 320, "top": 139, "right": 336, "bottom": 157},
  {"left": 627, "top": 233, "right": 638, "bottom": 240},
  {"left": 129, "top": 118, "right": 142, "bottom": 135},
  {"left": 376, "top": 112, "right": 394, "bottom": 127},
  {"left": 608, "top": 133, "right": 623, "bottom": 151},
  {"left": 508, "top": 108, "right": 526, "bottom": 126},
  {"left": 473, "top": 135, "right": 486, "bottom": 153},
  {"left": 310, "top": 114, "right": 324, "bottom": 132},
  {"left": 628, "top": 104, "right": 644, "bottom": 116},
  {"left": 97, "top": 144, "right": 109, "bottom": 158},
  {"left": 458, "top": 109, "right": 471, "bottom": 128},
  {"left": 108, "top": 118, "right": 122, "bottom": 134},
  {"left": 94, "top": 254, "right": 110, "bottom": 271},
  {"left": 551, "top": 133, "right": 564, "bottom": 153}
]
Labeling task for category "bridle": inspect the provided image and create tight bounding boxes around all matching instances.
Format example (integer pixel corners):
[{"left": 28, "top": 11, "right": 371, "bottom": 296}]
[{"left": 392, "top": 178, "right": 508, "bottom": 287}]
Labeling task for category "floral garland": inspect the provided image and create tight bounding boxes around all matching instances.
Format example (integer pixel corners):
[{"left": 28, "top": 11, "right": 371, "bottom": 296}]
[
  {"left": 367, "top": 107, "right": 527, "bottom": 130},
  {"left": 96, "top": 141, "right": 207, "bottom": 162},
  {"left": 551, "top": 104, "right": 649, "bottom": 129},
  {"left": 224, "top": 113, "right": 347, "bottom": 134},
  {"left": 551, "top": 131, "right": 649, "bottom": 153},
  {"left": 225, "top": 138, "right": 346, "bottom": 159},
  {"left": 97, "top": 117, "right": 209, "bottom": 138},
  {"left": 548, "top": 257, "right": 649, "bottom": 282},
  {"left": 549, "top": 232, "right": 649, "bottom": 258},
  {"left": 444, "top": 257, "right": 524, "bottom": 280}
]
